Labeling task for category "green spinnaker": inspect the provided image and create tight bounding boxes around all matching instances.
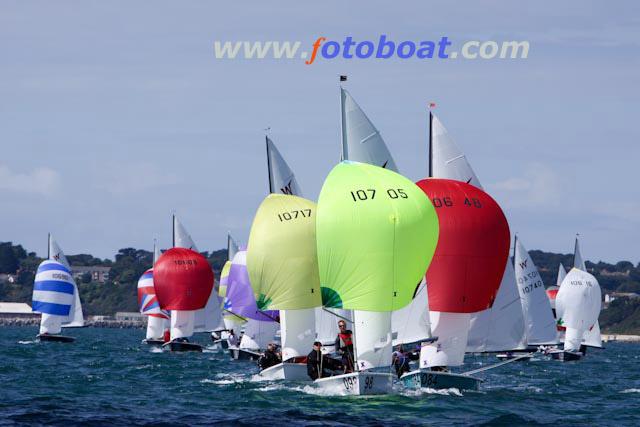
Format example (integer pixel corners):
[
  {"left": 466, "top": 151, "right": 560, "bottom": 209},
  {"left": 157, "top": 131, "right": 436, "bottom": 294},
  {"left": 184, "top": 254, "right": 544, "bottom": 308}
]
[
  {"left": 316, "top": 161, "right": 439, "bottom": 311},
  {"left": 218, "top": 260, "right": 231, "bottom": 297},
  {"left": 247, "top": 194, "right": 322, "bottom": 310}
]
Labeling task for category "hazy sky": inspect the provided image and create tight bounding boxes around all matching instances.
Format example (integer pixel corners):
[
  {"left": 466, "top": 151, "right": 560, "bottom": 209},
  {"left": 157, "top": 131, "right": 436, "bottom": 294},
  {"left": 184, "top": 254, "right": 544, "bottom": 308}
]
[{"left": 1, "top": 1, "right": 638, "bottom": 264}]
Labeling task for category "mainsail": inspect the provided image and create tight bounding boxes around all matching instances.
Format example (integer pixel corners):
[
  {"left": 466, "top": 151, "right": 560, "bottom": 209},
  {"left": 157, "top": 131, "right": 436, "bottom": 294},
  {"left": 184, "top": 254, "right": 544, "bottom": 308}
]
[
  {"left": 340, "top": 88, "right": 398, "bottom": 171},
  {"left": 514, "top": 237, "right": 558, "bottom": 345},
  {"left": 266, "top": 136, "right": 302, "bottom": 195},
  {"left": 573, "top": 236, "right": 602, "bottom": 348},
  {"left": 391, "top": 279, "right": 431, "bottom": 347},
  {"left": 316, "top": 161, "right": 438, "bottom": 369}
]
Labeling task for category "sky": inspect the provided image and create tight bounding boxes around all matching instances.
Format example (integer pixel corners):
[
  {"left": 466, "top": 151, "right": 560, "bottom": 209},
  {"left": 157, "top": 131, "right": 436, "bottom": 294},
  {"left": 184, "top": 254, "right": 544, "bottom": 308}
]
[{"left": 1, "top": 1, "right": 639, "bottom": 264}]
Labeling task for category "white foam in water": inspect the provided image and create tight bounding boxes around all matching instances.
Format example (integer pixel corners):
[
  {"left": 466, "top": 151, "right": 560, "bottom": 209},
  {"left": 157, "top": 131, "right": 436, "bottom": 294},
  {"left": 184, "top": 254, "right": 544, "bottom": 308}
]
[
  {"left": 201, "top": 373, "right": 248, "bottom": 385},
  {"left": 401, "top": 387, "right": 463, "bottom": 397},
  {"left": 18, "top": 340, "right": 36, "bottom": 345},
  {"left": 621, "top": 388, "right": 640, "bottom": 393},
  {"left": 150, "top": 347, "right": 164, "bottom": 353}
]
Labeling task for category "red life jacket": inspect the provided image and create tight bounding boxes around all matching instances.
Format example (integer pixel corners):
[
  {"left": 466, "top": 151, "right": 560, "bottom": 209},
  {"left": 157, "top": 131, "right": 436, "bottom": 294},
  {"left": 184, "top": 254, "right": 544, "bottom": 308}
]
[
  {"left": 163, "top": 329, "right": 171, "bottom": 343},
  {"left": 339, "top": 332, "right": 353, "bottom": 347}
]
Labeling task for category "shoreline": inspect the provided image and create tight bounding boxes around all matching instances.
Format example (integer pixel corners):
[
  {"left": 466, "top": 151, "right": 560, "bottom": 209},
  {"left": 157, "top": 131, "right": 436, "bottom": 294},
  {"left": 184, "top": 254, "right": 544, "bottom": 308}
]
[
  {"left": 0, "top": 318, "right": 145, "bottom": 329},
  {"left": 602, "top": 334, "right": 640, "bottom": 342}
]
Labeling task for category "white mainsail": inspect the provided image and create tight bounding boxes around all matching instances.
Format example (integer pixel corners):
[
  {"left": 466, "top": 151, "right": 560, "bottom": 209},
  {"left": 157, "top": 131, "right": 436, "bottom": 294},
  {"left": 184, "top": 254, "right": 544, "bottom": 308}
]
[
  {"left": 572, "top": 236, "right": 602, "bottom": 348},
  {"left": 430, "top": 113, "right": 481, "bottom": 188},
  {"left": 239, "top": 319, "right": 279, "bottom": 351},
  {"left": 466, "top": 260, "right": 526, "bottom": 352},
  {"left": 266, "top": 136, "right": 302, "bottom": 196},
  {"left": 315, "top": 308, "right": 352, "bottom": 347},
  {"left": 514, "top": 237, "right": 558, "bottom": 345},
  {"left": 340, "top": 87, "right": 397, "bottom": 370},
  {"left": 340, "top": 88, "right": 398, "bottom": 170},
  {"left": 391, "top": 279, "right": 431, "bottom": 347},
  {"left": 573, "top": 236, "right": 586, "bottom": 271},
  {"left": 556, "top": 268, "right": 601, "bottom": 351},
  {"left": 556, "top": 264, "right": 567, "bottom": 287}
]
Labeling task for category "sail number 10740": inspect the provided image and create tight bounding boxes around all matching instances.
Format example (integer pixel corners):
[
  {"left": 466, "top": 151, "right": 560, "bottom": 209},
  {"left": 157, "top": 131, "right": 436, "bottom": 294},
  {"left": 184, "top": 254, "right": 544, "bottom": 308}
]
[{"left": 350, "top": 188, "right": 408, "bottom": 202}]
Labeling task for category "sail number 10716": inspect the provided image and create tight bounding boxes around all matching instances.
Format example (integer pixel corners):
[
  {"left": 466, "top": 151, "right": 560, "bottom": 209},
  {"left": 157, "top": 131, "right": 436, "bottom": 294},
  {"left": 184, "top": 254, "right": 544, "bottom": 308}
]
[{"left": 350, "top": 188, "right": 408, "bottom": 202}]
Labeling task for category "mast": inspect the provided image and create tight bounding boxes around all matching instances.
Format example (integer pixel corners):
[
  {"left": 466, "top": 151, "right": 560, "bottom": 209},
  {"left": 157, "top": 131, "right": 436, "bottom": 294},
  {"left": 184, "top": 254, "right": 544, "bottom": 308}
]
[
  {"left": 47, "top": 233, "right": 51, "bottom": 259},
  {"left": 172, "top": 215, "right": 176, "bottom": 248},
  {"left": 266, "top": 136, "right": 274, "bottom": 194},
  {"left": 513, "top": 234, "right": 517, "bottom": 267},
  {"left": 340, "top": 80, "right": 348, "bottom": 162},
  {"left": 428, "top": 111, "right": 433, "bottom": 178}
]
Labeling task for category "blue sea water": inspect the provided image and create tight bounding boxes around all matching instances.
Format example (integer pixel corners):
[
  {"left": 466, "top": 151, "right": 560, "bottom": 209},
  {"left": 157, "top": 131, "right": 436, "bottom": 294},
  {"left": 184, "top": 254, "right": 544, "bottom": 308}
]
[{"left": 0, "top": 326, "right": 638, "bottom": 426}]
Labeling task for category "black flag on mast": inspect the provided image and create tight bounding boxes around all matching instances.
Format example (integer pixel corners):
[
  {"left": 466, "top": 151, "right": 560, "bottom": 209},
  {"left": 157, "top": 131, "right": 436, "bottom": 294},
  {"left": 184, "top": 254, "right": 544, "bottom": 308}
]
[{"left": 339, "top": 75, "right": 347, "bottom": 81}]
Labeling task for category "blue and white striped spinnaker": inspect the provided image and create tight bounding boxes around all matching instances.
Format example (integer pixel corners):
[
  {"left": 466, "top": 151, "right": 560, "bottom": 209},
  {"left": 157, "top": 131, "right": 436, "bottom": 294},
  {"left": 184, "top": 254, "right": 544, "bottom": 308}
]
[{"left": 32, "top": 260, "right": 76, "bottom": 334}]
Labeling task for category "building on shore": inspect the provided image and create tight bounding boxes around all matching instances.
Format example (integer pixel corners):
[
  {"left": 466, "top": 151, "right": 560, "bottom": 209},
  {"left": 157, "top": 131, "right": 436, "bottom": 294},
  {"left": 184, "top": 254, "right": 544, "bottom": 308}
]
[
  {"left": 0, "top": 302, "right": 40, "bottom": 320},
  {"left": 71, "top": 266, "right": 111, "bottom": 283},
  {"left": 114, "top": 312, "right": 145, "bottom": 323}
]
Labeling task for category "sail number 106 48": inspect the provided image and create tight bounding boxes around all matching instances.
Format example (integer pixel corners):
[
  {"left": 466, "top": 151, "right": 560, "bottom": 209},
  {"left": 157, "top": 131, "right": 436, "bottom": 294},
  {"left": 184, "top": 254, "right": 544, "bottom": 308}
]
[{"left": 350, "top": 188, "right": 408, "bottom": 202}]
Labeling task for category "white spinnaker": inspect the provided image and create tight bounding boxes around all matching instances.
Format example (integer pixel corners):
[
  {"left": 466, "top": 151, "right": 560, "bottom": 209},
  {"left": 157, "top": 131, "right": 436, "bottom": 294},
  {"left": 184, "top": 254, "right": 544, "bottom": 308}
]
[
  {"left": 392, "top": 279, "right": 431, "bottom": 346},
  {"left": 240, "top": 319, "right": 279, "bottom": 351},
  {"left": 514, "top": 237, "right": 558, "bottom": 345},
  {"left": 353, "top": 310, "right": 392, "bottom": 370},
  {"left": 340, "top": 88, "right": 398, "bottom": 171},
  {"left": 430, "top": 114, "right": 482, "bottom": 188},
  {"left": 421, "top": 312, "right": 469, "bottom": 368},
  {"left": 556, "top": 268, "right": 601, "bottom": 351},
  {"left": 280, "top": 309, "right": 316, "bottom": 361},
  {"left": 266, "top": 137, "right": 302, "bottom": 196},
  {"left": 467, "top": 260, "right": 526, "bottom": 352},
  {"left": 573, "top": 237, "right": 586, "bottom": 271},
  {"left": 341, "top": 87, "right": 397, "bottom": 371},
  {"left": 556, "top": 264, "right": 567, "bottom": 287}
]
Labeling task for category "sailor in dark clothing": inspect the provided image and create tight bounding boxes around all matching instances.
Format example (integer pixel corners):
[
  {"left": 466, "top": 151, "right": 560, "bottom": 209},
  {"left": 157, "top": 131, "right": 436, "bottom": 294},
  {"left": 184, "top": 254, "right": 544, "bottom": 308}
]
[
  {"left": 334, "top": 320, "right": 355, "bottom": 373},
  {"left": 392, "top": 350, "right": 411, "bottom": 378},
  {"left": 307, "top": 341, "right": 335, "bottom": 380},
  {"left": 259, "top": 342, "right": 281, "bottom": 370}
]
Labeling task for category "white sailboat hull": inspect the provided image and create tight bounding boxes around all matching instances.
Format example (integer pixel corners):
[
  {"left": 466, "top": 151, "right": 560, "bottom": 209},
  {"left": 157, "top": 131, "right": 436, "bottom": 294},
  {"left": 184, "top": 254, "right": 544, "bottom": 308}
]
[
  {"left": 259, "top": 362, "right": 309, "bottom": 381},
  {"left": 228, "top": 346, "right": 261, "bottom": 361},
  {"left": 401, "top": 369, "right": 481, "bottom": 391},
  {"left": 314, "top": 372, "right": 393, "bottom": 396}
]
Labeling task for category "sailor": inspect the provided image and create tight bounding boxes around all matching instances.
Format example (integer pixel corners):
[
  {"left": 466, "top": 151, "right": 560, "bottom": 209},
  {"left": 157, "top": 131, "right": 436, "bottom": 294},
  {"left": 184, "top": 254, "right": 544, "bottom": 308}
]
[
  {"left": 227, "top": 329, "right": 239, "bottom": 347},
  {"left": 392, "top": 349, "right": 411, "bottom": 379},
  {"left": 259, "top": 343, "right": 281, "bottom": 370},
  {"left": 307, "top": 341, "right": 335, "bottom": 380},
  {"left": 334, "top": 320, "right": 355, "bottom": 373}
]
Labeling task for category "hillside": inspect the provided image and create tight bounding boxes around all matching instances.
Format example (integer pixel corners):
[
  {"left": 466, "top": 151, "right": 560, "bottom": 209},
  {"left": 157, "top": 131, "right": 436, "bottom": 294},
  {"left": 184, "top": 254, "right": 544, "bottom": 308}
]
[{"left": 1, "top": 241, "right": 639, "bottom": 332}]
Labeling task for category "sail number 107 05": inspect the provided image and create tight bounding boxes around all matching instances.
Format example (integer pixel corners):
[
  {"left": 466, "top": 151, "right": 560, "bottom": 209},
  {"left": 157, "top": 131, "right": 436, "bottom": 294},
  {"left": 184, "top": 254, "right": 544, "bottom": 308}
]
[{"left": 350, "top": 188, "right": 408, "bottom": 202}]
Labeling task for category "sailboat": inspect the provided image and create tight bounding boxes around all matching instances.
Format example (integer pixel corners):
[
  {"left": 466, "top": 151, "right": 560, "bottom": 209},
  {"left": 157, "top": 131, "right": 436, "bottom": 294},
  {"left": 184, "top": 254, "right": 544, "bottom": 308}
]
[
  {"left": 225, "top": 248, "right": 279, "bottom": 361},
  {"left": 551, "top": 237, "right": 603, "bottom": 361},
  {"left": 32, "top": 234, "right": 83, "bottom": 342},
  {"left": 214, "top": 233, "right": 243, "bottom": 349},
  {"left": 247, "top": 194, "right": 321, "bottom": 380},
  {"left": 402, "top": 178, "right": 510, "bottom": 391},
  {"left": 315, "top": 161, "right": 439, "bottom": 395},
  {"left": 512, "top": 236, "right": 558, "bottom": 349},
  {"left": 138, "top": 241, "right": 170, "bottom": 346},
  {"left": 154, "top": 216, "right": 215, "bottom": 352},
  {"left": 335, "top": 87, "right": 400, "bottom": 390}
]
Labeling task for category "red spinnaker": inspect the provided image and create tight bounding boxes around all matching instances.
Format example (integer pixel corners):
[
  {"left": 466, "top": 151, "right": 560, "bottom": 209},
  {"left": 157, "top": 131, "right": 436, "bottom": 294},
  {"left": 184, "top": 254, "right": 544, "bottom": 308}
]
[
  {"left": 153, "top": 247, "right": 214, "bottom": 311},
  {"left": 416, "top": 178, "right": 510, "bottom": 313}
]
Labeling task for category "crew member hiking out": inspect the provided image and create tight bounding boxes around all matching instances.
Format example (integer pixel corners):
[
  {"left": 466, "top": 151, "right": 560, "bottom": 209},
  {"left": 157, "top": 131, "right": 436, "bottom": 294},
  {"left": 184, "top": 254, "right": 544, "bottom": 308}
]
[
  {"left": 334, "top": 320, "right": 354, "bottom": 373},
  {"left": 259, "top": 342, "right": 281, "bottom": 370}
]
